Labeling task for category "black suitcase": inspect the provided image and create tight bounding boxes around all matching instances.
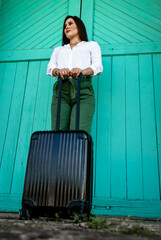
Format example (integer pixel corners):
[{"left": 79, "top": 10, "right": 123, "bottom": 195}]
[{"left": 19, "top": 75, "right": 93, "bottom": 220}]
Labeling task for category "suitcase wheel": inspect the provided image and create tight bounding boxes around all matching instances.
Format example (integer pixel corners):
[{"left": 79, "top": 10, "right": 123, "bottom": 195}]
[{"left": 19, "top": 208, "right": 32, "bottom": 220}]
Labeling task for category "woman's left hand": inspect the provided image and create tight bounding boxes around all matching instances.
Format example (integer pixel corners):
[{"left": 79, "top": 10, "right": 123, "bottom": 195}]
[{"left": 70, "top": 68, "right": 82, "bottom": 78}]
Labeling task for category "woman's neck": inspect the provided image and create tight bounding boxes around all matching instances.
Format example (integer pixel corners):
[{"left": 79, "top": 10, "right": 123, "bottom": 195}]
[{"left": 70, "top": 36, "right": 81, "bottom": 49}]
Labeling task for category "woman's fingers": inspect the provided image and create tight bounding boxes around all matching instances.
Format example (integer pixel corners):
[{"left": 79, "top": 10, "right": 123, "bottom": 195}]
[
  {"left": 70, "top": 68, "right": 82, "bottom": 77},
  {"left": 59, "top": 68, "right": 82, "bottom": 79},
  {"left": 59, "top": 68, "right": 70, "bottom": 79}
]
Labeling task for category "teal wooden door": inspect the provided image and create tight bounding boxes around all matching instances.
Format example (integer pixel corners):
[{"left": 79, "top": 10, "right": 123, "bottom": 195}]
[
  {"left": 0, "top": 0, "right": 81, "bottom": 211},
  {"left": 81, "top": 0, "right": 161, "bottom": 218},
  {"left": 0, "top": 0, "right": 161, "bottom": 218}
]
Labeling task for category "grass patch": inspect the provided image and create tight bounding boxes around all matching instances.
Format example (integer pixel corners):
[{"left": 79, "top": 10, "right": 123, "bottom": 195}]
[
  {"left": 120, "top": 224, "right": 156, "bottom": 237},
  {"left": 87, "top": 217, "right": 107, "bottom": 230}
]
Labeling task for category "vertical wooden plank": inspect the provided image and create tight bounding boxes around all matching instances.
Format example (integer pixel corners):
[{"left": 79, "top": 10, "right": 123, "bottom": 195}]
[
  {"left": 81, "top": 0, "right": 94, "bottom": 40},
  {"left": 32, "top": 60, "right": 52, "bottom": 132},
  {"left": 0, "top": 62, "right": 28, "bottom": 193},
  {"left": 126, "top": 55, "right": 143, "bottom": 200},
  {"left": 0, "top": 63, "right": 6, "bottom": 95},
  {"left": 68, "top": 0, "right": 81, "bottom": 16},
  {"left": 90, "top": 75, "right": 99, "bottom": 199},
  {"left": 94, "top": 56, "right": 112, "bottom": 198},
  {"left": 0, "top": 62, "right": 17, "bottom": 167},
  {"left": 111, "top": 55, "right": 126, "bottom": 199},
  {"left": 139, "top": 54, "right": 160, "bottom": 200},
  {"left": 153, "top": 53, "right": 161, "bottom": 198},
  {"left": 46, "top": 76, "right": 55, "bottom": 130},
  {"left": 11, "top": 61, "right": 41, "bottom": 195},
  {"left": 0, "top": 0, "right": 2, "bottom": 9}
]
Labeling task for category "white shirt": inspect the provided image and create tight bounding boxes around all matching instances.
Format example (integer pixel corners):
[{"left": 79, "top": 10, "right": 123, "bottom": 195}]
[{"left": 46, "top": 41, "right": 103, "bottom": 77}]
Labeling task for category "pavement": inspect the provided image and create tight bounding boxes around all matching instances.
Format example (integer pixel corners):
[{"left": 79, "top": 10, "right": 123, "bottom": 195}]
[{"left": 0, "top": 212, "right": 161, "bottom": 240}]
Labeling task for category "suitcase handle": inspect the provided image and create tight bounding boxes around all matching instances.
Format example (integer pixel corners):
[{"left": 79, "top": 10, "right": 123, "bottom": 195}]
[{"left": 56, "top": 74, "right": 82, "bottom": 131}]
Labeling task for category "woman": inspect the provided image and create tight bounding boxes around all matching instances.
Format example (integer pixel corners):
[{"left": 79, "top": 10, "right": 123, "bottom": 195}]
[{"left": 47, "top": 16, "right": 103, "bottom": 134}]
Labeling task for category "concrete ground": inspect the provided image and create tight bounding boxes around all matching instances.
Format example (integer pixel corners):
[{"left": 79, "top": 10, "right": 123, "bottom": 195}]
[{"left": 0, "top": 213, "right": 161, "bottom": 240}]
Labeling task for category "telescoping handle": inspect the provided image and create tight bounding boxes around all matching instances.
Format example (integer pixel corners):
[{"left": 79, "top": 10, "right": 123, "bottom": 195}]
[{"left": 56, "top": 74, "right": 81, "bottom": 131}]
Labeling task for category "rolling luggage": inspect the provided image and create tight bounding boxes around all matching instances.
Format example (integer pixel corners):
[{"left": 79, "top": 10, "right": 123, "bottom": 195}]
[{"left": 19, "top": 75, "right": 93, "bottom": 220}]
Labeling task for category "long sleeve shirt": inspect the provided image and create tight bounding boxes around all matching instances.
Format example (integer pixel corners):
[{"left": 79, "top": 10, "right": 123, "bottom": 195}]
[{"left": 46, "top": 41, "right": 103, "bottom": 77}]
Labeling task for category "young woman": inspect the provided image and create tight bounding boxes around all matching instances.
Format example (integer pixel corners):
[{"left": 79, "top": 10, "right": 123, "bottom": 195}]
[{"left": 47, "top": 16, "right": 103, "bottom": 134}]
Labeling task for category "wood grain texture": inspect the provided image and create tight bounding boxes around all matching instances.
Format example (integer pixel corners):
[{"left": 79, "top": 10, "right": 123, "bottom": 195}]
[
  {"left": 0, "top": 0, "right": 69, "bottom": 50},
  {"left": 94, "top": 0, "right": 161, "bottom": 44},
  {"left": 0, "top": 62, "right": 28, "bottom": 194},
  {"left": 139, "top": 54, "right": 160, "bottom": 200},
  {"left": 92, "top": 198, "right": 161, "bottom": 219},
  {"left": 94, "top": 56, "right": 112, "bottom": 199},
  {"left": 11, "top": 61, "right": 41, "bottom": 194}
]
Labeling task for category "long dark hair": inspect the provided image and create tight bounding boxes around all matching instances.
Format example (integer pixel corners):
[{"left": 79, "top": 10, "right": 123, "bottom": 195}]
[{"left": 62, "top": 16, "right": 88, "bottom": 45}]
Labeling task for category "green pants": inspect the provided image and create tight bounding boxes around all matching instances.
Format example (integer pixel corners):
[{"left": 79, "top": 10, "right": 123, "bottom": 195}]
[{"left": 51, "top": 77, "right": 95, "bottom": 134}]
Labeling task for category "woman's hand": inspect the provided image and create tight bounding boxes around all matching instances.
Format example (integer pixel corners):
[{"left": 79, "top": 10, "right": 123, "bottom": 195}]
[
  {"left": 70, "top": 68, "right": 82, "bottom": 78},
  {"left": 81, "top": 68, "right": 94, "bottom": 76},
  {"left": 59, "top": 68, "right": 70, "bottom": 79}
]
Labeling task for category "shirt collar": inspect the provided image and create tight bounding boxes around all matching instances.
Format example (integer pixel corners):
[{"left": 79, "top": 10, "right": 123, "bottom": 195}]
[{"left": 64, "top": 41, "right": 86, "bottom": 48}]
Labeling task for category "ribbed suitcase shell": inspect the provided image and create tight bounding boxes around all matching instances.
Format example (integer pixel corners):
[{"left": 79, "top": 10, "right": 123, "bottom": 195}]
[{"left": 21, "top": 130, "right": 93, "bottom": 217}]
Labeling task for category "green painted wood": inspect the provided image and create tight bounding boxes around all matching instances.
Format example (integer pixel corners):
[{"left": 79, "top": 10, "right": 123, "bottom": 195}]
[
  {"left": 46, "top": 77, "right": 55, "bottom": 130},
  {"left": 94, "top": 3, "right": 149, "bottom": 44},
  {"left": 0, "top": 49, "right": 53, "bottom": 62},
  {"left": 94, "top": 18, "right": 130, "bottom": 44},
  {"left": 90, "top": 75, "right": 99, "bottom": 200},
  {"left": 125, "top": 55, "right": 143, "bottom": 200},
  {"left": 153, "top": 54, "right": 161, "bottom": 197},
  {"left": 94, "top": 1, "right": 161, "bottom": 43},
  {"left": 100, "top": 42, "right": 161, "bottom": 56},
  {"left": 0, "top": 62, "right": 17, "bottom": 168},
  {"left": 0, "top": 0, "right": 39, "bottom": 32},
  {"left": 94, "top": 57, "right": 112, "bottom": 198},
  {"left": 0, "top": 1, "right": 67, "bottom": 49},
  {"left": 94, "top": 0, "right": 161, "bottom": 44},
  {"left": 0, "top": 194, "right": 21, "bottom": 212},
  {"left": 0, "top": 0, "right": 53, "bottom": 38},
  {"left": 139, "top": 54, "right": 160, "bottom": 200},
  {"left": 0, "top": 0, "right": 69, "bottom": 50},
  {"left": 109, "top": 0, "right": 161, "bottom": 32},
  {"left": 68, "top": 0, "right": 81, "bottom": 16},
  {"left": 94, "top": 11, "right": 132, "bottom": 44},
  {"left": 11, "top": 61, "right": 41, "bottom": 195},
  {"left": 36, "top": 31, "right": 61, "bottom": 49},
  {"left": 0, "top": 63, "right": 6, "bottom": 94},
  {"left": 92, "top": 198, "right": 161, "bottom": 219},
  {"left": 81, "top": 0, "right": 94, "bottom": 40},
  {"left": 0, "top": 62, "right": 28, "bottom": 194},
  {"left": 94, "top": 23, "right": 121, "bottom": 44},
  {"left": 1, "top": 42, "right": 161, "bottom": 62},
  {"left": 10, "top": 3, "right": 68, "bottom": 50},
  {"left": 24, "top": 17, "right": 64, "bottom": 49},
  {"left": 0, "top": 0, "right": 25, "bottom": 17},
  {"left": 0, "top": 0, "right": 63, "bottom": 44},
  {"left": 32, "top": 60, "right": 51, "bottom": 132},
  {"left": 130, "top": 0, "right": 161, "bottom": 19},
  {"left": 110, "top": 56, "right": 126, "bottom": 199}
]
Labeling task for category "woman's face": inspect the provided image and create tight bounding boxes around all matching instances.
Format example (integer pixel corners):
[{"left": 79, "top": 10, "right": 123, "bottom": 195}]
[{"left": 64, "top": 18, "right": 79, "bottom": 40}]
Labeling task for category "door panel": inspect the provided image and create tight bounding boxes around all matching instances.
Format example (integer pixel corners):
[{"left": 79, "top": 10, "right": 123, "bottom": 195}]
[
  {"left": 0, "top": 0, "right": 81, "bottom": 211},
  {"left": 81, "top": 0, "right": 161, "bottom": 218}
]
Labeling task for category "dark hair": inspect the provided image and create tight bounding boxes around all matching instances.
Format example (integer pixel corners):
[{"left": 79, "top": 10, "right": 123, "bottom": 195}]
[{"left": 62, "top": 15, "right": 88, "bottom": 45}]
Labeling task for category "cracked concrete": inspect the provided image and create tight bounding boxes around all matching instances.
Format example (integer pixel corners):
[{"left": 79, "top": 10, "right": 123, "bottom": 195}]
[{"left": 0, "top": 213, "right": 161, "bottom": 240}]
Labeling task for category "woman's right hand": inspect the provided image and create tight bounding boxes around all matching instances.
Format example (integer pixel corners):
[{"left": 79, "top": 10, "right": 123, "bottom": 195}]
[{"left": 58, "top": 68, "right": 70, "bottom": 79}]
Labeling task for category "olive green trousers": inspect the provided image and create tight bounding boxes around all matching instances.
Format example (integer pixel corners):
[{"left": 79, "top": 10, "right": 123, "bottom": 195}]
[{"left": 51, "top": 77, "right": 95, "bottom": 134}]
